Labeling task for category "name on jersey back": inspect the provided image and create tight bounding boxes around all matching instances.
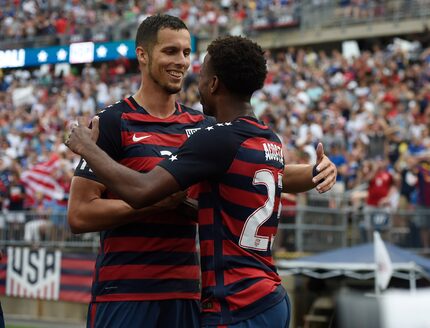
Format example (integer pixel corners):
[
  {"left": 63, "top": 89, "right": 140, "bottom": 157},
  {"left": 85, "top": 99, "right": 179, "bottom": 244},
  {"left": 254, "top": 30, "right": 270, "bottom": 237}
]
[{"left": 263, "top": 143, "right": 284, "bottom": 165}]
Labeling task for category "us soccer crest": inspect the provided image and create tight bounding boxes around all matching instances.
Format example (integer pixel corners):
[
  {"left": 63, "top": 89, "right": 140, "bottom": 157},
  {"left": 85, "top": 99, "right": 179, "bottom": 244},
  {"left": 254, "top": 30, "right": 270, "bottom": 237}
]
[{"left": 6, "top": 247, "right": 61, "bottom": 300}]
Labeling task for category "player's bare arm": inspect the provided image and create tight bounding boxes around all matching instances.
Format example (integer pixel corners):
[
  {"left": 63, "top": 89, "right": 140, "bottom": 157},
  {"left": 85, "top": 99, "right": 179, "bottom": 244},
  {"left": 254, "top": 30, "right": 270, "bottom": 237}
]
[
  {"left": 68, "top": 177, "right": 186, "bottom": 233},
  {"left": 282, "top": 143, "right": 337, "bottom": 194},
  {"left": 66, "top": 118, "right": 181, "bottom": 209},
  {"left": 67, "top": 114, "right": 186, "bottom": 233}
]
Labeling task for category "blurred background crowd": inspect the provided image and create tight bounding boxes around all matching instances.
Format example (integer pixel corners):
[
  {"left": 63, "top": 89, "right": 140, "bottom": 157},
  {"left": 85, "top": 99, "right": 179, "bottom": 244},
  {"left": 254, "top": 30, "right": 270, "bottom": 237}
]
[
  {"left": 0, "top": 0, "right": 301, "bottom": 44},
  {"left": 0, "top": 0, "right": 429, "bottom": 249},
  {"left": 0, "top": 0, "right": 407, "bottom": 48}
]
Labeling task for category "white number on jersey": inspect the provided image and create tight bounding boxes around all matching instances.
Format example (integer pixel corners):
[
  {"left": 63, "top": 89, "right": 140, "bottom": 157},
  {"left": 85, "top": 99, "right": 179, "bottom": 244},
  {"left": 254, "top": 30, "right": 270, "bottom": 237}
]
[{"left": 239, "top": 169, "right": 278, "bottom": 251}]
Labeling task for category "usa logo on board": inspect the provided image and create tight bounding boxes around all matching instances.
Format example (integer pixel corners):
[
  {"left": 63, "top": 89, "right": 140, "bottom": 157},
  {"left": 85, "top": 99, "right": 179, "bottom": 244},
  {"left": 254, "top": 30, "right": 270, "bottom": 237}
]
[{"left": 6, "top": 247, "right": 61, "bottom": 300}]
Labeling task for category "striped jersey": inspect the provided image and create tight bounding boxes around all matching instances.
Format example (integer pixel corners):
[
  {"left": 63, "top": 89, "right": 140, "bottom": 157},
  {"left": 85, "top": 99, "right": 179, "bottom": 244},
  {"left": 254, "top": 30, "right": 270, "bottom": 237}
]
[
  {"left": 159, "top": 116, "right": 286, "bottom": 325},
  {"left": 74, "top": 96, "right": 214, "bottom": 302}
]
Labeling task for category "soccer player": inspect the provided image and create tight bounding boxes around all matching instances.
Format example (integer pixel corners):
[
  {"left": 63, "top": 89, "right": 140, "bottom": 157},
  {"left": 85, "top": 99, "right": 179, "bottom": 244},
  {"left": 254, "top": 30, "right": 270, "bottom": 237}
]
[
  {"left": 67, "top": 36, "right": 337, "bottom": 327},
  {"left": 67, "top": 15, "right": 214, "bottom": 328}
]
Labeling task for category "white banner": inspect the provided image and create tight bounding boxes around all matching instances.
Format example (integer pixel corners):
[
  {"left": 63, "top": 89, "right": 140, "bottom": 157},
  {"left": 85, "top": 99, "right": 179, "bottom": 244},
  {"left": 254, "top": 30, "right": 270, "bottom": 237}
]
[
  {"left": 12, "top": 86, "right": 35, "bottom": 107},
  {"left": 342, "top": 40, "right": 360, "bottom": 63},
  {"left": 69, "top": 42, "right": 94, "bottom": 64},
  {"left": 6, "top": 247, "right": 61, "bottom": 300}
]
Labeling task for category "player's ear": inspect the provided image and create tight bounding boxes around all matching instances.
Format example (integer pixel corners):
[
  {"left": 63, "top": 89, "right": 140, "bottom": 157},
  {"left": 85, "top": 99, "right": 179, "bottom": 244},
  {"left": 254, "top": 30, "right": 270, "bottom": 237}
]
[
  {"left": 210, "top": 76, "right": 219, "bottom": 94},
  {"left": 136, "top": 46, "right": 149, "bottom": 65}
]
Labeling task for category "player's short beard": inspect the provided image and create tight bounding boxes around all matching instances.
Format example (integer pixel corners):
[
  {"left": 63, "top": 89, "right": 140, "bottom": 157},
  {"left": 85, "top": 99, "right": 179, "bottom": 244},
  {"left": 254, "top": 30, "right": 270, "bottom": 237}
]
[{"left": 148, "top": 55, "right": 181, "bottom": 95}]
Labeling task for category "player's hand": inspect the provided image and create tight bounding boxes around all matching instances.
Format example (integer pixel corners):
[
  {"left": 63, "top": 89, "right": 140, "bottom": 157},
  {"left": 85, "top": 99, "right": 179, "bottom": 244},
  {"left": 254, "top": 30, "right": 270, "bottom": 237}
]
[
  {"left": 90, "top": 115, "right": 100, "bottom": 142},
  {"left": 65, "top": 116, "right": 99, "bottom": 155},
  {"left": 313, "top": 143, "right": 337, "bottom": 193},
  {"left": 153, "top": 191, "right": 187, "bottom": 211}
]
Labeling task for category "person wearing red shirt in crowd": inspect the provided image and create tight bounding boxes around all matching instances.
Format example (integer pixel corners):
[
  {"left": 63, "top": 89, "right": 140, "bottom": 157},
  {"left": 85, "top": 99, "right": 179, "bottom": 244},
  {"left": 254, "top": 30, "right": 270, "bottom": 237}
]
[
  {"left": 366, "top": 162, "right": 394, "bottom": 207},
  {"left": 360, "top": 158, "right": 398, "bottom": 242},
  {"left": 55, "top": 13, "right": 68, "bottom": 34}
]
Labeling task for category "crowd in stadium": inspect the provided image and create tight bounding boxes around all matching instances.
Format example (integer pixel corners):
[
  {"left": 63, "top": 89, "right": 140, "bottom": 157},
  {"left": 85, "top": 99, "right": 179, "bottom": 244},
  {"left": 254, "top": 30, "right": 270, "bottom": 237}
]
[
  {"left": 1, "top": 0, "right": 412, "bottom": 46},
  {"left": 2, "top": 0, "right": 405, "bottom": 46},
  {"left": 1, "top": 4, "right": 430, "bottom": 247},
  {"left": 0, "top": 36, "right": 430, "bottom": 243},
  {"left": 0, "top": 0, "right": 301, "bottom": 44}
]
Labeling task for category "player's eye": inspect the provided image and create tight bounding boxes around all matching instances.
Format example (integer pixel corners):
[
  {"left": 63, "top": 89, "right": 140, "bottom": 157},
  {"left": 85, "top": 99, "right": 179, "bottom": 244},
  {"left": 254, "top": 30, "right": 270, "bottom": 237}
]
[{"left": 164, "top": 48, "right": 177, "bottom": 55}]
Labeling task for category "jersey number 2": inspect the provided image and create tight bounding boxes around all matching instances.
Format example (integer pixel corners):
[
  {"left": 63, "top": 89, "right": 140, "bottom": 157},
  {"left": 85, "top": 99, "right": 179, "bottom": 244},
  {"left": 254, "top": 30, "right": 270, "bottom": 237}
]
[{"left": 239, "top": 169, "right": 279, "bottom": 251}]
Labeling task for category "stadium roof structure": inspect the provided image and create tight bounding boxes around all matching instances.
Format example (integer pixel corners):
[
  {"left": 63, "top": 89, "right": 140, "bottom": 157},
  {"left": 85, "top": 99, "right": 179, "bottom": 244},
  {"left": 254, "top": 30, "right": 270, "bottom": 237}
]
[{"left": 277, "top": 242, "right": 430, "bottom": 290}]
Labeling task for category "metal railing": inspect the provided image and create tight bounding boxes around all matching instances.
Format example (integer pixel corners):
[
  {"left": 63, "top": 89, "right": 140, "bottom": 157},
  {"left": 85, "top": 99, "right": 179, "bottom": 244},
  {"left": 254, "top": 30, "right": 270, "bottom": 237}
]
[
  {"left": 0, "top": 210, "right": 99, "bottom": 252},
  {"left": 276, "top": 203, "right": 430, "bottom": 255},
  {"left": 300, "top": 0, "right": 430, "bottom": 31},
  {"left": 281, "top": 205, "right": 349, "bottom": 253},
  {"left": 0, "top": 203, "right": 428, "bottom": 256}
]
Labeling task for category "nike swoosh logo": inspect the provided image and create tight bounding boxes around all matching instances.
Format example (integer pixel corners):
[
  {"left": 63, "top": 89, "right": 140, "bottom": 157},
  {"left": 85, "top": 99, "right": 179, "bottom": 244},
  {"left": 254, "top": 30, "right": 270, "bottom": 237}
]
[{"left": 132, "top": 134, "right": 151, "bottom": 142}]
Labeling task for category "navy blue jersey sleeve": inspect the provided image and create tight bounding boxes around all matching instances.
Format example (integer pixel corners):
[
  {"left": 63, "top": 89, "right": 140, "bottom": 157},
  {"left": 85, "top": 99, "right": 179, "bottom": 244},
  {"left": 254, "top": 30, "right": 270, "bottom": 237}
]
[
  {"left": 158, "top": 125, "right": 240, "bottom": 190},
  {"left": 74, "top": 107, "right": 123, "bottom": 182}
]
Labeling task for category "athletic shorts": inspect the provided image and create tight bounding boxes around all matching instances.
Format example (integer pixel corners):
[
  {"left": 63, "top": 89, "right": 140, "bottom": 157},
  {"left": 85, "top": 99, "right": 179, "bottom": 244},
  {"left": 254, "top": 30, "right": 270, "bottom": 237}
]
[
  {"left": 87, "top": 299, "right": 200, "bottom": 328},
  {"left": 203, "top": 295, "right": 291, "bottom": 328}
]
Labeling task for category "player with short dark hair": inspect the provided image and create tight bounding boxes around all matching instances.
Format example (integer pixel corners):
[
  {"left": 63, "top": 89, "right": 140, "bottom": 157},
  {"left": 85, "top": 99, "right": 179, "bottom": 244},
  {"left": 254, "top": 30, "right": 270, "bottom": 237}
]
[
  {"left": 66, "top": 35, "right": 337, "bottom": 327},
  {"left": 135, "top": 14, "right": 188, "bottom": 53},
  {"left": 206, "top": 36, "right": 267, "bottom": 96},
  {"left": 68, "top": 14, "right": 214, "bottom": 328}
]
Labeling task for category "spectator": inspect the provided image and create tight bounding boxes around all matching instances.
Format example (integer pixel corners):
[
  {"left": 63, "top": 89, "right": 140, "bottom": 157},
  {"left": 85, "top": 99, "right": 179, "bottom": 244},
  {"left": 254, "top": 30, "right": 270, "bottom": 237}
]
[
  {"left": 24, "top": 192, "right": 52, "bottom": 244},
  {"left": 6, "top": 172, "right": 26, "bottom": 220},
  {"left": 412, "top": 156, "right": 430, "bottom": 249},
  {"left": 360, "top": 158, "right": 398, "bottom": 241}
]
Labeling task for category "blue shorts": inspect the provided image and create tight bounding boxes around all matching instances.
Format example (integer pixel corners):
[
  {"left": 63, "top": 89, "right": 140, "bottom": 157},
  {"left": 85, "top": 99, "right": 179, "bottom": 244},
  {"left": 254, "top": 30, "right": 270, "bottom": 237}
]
[
  {"left": 87, "top": 299, "right": 200, "bottom": 328},
  {"left": 203, "top": 295, "right": 291, "bottom": 328}
]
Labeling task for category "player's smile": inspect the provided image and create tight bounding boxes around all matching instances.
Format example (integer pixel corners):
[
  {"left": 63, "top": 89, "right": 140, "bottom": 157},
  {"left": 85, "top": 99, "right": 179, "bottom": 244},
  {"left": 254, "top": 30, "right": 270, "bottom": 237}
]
[{"left": 166, "top": 70, "right": 184, "bottom": 81}]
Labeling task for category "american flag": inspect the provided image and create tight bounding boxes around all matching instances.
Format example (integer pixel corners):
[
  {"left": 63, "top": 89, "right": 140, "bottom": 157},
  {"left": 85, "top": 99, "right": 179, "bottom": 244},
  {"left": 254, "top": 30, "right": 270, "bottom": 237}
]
[{"left": 20, "top": 154, "right": 66, "bottom": 206}]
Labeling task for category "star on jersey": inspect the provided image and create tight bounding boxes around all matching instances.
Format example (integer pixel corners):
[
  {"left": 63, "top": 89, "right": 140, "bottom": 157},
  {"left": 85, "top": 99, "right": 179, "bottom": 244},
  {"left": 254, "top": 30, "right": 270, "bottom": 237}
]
[
  {"left": 37, "top": 50, "right": 48, "bottom": 63},
  {"left": 216, "top": 123, "right": 224, "bottom": 127},
  {"left": 224, "top": 122, "right": 232, "bottom": 126},
  {"left": 206, "top": 126, "right": 214, "bottom": 131},
  {"left": 96, "top": 45, "right": 108, "bottom": 58},
  {"left": 56, "top": 49, "right": 67, "bottom": 61},
  {"left": 169, "top": 155, "right": 178, "bottom": 162}
]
